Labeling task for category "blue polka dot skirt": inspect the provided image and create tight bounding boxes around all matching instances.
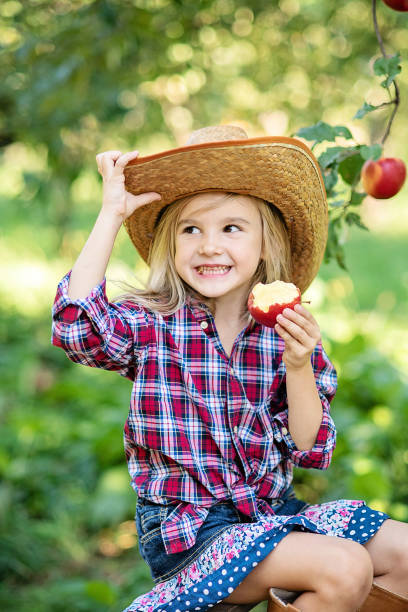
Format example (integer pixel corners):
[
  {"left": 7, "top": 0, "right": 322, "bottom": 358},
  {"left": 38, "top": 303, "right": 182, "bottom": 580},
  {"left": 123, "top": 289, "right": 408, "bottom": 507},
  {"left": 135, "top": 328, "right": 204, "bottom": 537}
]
[{"left": 124, "top": 498, "right": 389, "bottom": 611}]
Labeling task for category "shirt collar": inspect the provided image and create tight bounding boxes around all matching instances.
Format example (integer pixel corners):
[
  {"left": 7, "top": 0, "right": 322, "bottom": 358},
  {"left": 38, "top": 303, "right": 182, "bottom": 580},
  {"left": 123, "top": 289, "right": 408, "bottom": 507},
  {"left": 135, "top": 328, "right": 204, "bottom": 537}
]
[{"left": 185, "top": 293, "right": 214, "bottom": 320}]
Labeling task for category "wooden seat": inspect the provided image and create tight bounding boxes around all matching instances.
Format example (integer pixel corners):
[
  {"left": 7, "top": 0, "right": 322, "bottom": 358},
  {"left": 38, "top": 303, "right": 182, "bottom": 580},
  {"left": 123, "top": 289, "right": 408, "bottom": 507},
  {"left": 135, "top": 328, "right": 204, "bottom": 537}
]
[{"left": 211, "top": 582, "right": 408, "bottom": 611}]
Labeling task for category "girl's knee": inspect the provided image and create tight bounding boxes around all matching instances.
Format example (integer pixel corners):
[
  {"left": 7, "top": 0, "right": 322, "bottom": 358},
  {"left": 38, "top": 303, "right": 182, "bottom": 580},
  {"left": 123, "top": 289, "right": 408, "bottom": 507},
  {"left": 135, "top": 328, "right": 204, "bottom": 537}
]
[{"left": 320, "top": 542, "right": 373, "bottom": 604}]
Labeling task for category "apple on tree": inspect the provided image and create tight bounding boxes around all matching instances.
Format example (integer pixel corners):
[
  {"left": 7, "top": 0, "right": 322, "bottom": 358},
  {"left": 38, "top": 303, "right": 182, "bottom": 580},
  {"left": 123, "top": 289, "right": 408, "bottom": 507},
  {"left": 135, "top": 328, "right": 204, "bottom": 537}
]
[
  {"left": 247, "top": 280, "right": 301, "bottom": 328},
  {"left": 381, "top": 0, "right": 408, "bottom": 11},
  {"left": 361, "top": 157, "right": 406, "bottom": 199}
]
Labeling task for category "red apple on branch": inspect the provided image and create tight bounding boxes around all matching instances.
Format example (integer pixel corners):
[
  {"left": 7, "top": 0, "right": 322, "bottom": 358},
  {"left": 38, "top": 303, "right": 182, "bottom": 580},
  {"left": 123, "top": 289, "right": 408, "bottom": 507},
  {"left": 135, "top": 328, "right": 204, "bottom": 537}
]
[
  {"left": 361, "top": 157, "right": 406, "bottom": 199},
  {"left": 381, "top": 0, "right": 408, "bottom": 11},
  {"left": 248, "top": 280, "right": 301, "bottom": 328}
]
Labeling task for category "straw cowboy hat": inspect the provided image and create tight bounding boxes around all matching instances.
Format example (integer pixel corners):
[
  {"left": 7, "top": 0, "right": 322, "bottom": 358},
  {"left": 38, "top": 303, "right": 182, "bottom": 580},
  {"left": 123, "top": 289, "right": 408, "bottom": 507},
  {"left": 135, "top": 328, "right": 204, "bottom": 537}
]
[{"left": 123, "top": 125, "right": 328, "bottom": 293}]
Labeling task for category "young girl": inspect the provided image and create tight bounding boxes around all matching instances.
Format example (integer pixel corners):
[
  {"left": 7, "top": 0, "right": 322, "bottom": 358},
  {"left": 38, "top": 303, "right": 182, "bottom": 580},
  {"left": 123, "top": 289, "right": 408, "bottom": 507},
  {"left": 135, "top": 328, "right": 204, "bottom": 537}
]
[{"left": 52, "top": 125, "right": 408, "bottom": 612}]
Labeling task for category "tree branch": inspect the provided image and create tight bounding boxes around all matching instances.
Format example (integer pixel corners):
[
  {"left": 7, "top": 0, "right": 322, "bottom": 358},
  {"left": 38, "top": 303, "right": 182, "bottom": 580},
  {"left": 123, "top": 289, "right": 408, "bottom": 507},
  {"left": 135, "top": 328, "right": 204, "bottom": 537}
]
[{"left": 372, "top": 0, "right": 400, "bottom": 144}]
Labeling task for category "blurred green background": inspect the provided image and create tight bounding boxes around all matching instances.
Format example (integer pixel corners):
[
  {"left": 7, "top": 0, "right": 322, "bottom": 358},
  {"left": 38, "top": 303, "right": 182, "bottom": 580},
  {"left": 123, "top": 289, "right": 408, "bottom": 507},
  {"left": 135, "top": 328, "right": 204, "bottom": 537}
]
[{"left": 1, "top": 0, "right": 407, "bottom": 610}]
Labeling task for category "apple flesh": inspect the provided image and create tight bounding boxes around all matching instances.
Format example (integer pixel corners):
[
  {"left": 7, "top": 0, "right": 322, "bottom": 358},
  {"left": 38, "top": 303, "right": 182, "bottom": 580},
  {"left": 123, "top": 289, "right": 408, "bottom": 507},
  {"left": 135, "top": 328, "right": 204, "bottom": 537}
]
[
  {"left": 361, "top": 157, "right": 406, "bottom": 199},
  {"left": 381, "top": 0, "right": 408, "bottom": 11},
  {"left": 248, "top": 280, "right": 301, "bottom": 328}
]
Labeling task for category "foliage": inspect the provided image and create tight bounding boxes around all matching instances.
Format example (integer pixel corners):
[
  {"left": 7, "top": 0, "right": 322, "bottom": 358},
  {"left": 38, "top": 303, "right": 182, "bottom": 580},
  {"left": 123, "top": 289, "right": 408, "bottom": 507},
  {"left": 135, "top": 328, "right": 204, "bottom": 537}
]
[
  {"left": 294, "top": 17, "right": 404, "bottom": 269},
  {"left": 0, "top": 1, "right": 407, "bottom": 610},
  {"left": 1, "top": 0, "right": 407, "bottom": 253}
]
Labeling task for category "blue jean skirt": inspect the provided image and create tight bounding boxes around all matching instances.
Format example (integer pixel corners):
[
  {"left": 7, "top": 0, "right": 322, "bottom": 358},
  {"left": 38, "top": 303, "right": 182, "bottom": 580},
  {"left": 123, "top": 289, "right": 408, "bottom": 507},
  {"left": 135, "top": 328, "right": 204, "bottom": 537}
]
[{"left": 125, "top": 488, "right": 389, "bottom": 611}]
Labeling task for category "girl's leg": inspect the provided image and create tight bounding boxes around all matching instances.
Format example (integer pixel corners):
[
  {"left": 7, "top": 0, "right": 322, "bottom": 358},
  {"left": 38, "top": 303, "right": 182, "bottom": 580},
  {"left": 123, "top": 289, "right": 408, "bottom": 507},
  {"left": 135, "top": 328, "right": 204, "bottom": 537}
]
[
  {"left": 363, "top": 518, "right": 408, "bottom": 597},
  {"left": 222, "top": 531, "right": 373, "bottom": 611}
]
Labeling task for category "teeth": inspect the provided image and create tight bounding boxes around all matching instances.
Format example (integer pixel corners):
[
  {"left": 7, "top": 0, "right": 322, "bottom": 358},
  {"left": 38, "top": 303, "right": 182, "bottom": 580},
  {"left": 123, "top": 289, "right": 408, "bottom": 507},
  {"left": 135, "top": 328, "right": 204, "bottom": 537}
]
[{"left": 197, "top": 266, "right": 230, "bottom": 274}]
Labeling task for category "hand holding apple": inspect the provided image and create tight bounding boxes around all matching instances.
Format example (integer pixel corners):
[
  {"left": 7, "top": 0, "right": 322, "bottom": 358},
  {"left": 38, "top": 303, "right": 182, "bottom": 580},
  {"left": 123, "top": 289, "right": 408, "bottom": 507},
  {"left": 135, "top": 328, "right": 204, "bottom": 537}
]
[
  {"left": 247, "top": 280, "right": 301, "bottom": 328},
  {"left": 275, "top": 304, "right": 321, "bottom": 370},
  {"left": 361, "top": 157, "right": 406, "bottom": 199}
]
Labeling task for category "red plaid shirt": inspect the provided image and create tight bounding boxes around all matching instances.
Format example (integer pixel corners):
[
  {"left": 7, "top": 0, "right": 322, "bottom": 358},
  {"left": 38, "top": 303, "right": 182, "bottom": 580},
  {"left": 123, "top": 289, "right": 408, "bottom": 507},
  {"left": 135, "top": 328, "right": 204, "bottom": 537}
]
[{"left": 52, "top": 271, "right": 337, "bottom": 554}]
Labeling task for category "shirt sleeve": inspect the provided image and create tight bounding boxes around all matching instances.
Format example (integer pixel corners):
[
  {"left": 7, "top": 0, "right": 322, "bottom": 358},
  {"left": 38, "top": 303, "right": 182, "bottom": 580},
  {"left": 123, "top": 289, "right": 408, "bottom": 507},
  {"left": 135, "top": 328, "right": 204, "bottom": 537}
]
[
  {"left": 272, "top": 342, "right": 337, "bottom": 469},
  {"left": 51, "top": 270, "right": 150, "bottom": 380}
]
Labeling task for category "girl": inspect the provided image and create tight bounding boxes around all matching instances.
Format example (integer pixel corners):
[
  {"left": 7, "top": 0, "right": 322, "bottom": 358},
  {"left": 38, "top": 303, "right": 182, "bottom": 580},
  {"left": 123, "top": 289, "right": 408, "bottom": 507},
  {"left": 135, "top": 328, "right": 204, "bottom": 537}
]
[{"left": 52, "top": 125, "right": 408, "bottom": 612}]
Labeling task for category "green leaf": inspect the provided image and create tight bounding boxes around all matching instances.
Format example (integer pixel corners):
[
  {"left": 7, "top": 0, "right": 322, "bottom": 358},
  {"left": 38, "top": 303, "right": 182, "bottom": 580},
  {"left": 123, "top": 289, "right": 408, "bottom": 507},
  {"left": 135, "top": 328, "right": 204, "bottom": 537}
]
[
  {"left": 353, "top": 102, "right": 377, "bottom": 120},
  {"left": 373, "top": 53, "right": 401, "bottom": 89},
  {"left": 345, "top": 212, "right": 369, "bottom": 230},
  {"left": 338, "top": 153, "right": 365, "bottom": 185},
  {"left": 335, "top": 248, "right": 347, "bottom": 270},
  {"left": 325, "top": 217, "right": 348, "bottom": 269},
  {"left": 329, "top": 199, "right": 347, "bottom": 208},
  {"left": 85, "top": 581, "right": 117, "bottom": 605},
  {"left": 318, "top": 147, "right": 346, "bottom": 168},
  {"left": 360, "top": 144, "right": 382, "bottom": 161},
  {"left": 318, "top": 145, "right": 361, "bottom": 169},
  {"left": 323, "top": 168, "right": 339, "bottom": 194},
  {"left": 351, "top": 470, "right": 391, "bottom": 499},
  {"left": 295, "top": 121, "right": 353, "bottom": 144},
  {"left": 349, "top": 191, "right": 366, "bottom": 206}
]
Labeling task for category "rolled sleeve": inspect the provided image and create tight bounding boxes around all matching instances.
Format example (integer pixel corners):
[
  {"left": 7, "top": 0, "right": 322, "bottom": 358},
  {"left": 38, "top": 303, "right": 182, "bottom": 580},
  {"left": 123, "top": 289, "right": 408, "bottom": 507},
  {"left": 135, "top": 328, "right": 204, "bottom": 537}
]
[
  {"left": 273, "top": 342, "right": 337, "bottom": 469},
  {"left": 51, "top": 271, "right": 149, "bottom": 379}
]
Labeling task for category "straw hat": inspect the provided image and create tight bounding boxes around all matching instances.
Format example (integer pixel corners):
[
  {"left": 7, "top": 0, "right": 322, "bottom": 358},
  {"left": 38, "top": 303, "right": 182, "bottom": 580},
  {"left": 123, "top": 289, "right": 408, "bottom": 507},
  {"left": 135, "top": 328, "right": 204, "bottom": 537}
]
[{"left": 123, "top": 125, "right": 327, "bottom": 293}]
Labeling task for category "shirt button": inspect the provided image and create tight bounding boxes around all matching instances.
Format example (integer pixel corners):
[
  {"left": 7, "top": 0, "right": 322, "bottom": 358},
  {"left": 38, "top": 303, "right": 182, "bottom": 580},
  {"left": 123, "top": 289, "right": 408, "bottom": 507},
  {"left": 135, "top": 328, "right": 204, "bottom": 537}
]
[
  {"left": 233, "top": 426, "right": 238, "bottom": 434},
  {"left": 200, "top": 321, "right": 208, "bottom": 329},
  {"left": 230, "top": 368, "right": 235, "bottom": 376},
  {"left": 281, "top": 427, "right": 288, "bottom": 435}
]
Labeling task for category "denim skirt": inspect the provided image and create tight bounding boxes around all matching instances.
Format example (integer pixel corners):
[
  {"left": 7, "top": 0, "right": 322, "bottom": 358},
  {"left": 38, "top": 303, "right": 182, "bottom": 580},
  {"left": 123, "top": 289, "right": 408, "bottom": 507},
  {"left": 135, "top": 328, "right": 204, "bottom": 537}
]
[
  {"left": 125, "top": 488, "right": 389, "bottom": 612},
  {"left": 135, "top": 486, "right": 307, "bottom": 584}
]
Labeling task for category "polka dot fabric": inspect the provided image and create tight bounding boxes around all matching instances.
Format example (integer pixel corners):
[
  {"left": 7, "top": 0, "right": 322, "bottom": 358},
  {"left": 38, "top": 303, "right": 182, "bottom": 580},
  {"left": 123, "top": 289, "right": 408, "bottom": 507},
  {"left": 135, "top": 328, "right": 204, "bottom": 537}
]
[{"left": 124, "top": 500, "right": 388, "bottom": 611}]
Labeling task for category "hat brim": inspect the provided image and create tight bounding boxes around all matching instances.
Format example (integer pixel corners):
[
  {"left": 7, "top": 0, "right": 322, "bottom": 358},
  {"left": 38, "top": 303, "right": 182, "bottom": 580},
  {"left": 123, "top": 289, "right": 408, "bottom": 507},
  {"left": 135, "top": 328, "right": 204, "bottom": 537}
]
[{"left": 123, "top": 136, "right": 327, "bottom": 293}]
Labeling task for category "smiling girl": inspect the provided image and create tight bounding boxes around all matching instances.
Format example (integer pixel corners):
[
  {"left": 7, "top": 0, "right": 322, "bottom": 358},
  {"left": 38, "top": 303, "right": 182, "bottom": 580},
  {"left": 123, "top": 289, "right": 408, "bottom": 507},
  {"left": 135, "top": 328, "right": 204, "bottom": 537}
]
[{"left": 52, "top": 125, "right": 408, "bottom": 611}]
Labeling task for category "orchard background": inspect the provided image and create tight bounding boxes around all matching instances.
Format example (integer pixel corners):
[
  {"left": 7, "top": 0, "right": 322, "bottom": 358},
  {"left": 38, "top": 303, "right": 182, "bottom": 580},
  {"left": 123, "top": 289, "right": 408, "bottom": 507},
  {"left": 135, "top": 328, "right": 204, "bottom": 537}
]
[{"left": 1, "top": 0, "right": 407, "bottom": 610}]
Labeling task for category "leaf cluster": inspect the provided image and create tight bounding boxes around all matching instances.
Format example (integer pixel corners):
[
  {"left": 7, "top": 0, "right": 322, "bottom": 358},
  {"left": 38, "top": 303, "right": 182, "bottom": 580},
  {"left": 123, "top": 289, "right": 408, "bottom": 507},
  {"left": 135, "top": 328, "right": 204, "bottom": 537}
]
[
  {"left": 295, "top": 39, "right": 403, "bottom": 269},
  {"left": 295, "top": 120, "right": 384, "bottom": 269}
]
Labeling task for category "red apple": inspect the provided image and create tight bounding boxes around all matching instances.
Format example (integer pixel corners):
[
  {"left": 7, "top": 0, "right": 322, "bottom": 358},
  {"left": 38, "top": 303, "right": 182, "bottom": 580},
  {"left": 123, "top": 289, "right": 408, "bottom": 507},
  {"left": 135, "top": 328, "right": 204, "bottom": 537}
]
[
  {"left": 361, "top": 157, "right": 406, "bottom": 199},
  {"left": 248, "top": 280, "right": 301, "bottom": 328},
  {"left": 381, "top": 0, "right": 408, "bottom": 11}
]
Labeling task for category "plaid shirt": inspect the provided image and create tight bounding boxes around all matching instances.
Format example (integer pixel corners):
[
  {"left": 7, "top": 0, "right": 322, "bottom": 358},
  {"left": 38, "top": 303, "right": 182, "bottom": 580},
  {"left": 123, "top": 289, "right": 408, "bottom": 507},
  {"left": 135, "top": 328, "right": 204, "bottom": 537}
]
[{"left": 52, "top": 271, "right": 337, "bottom": 554}]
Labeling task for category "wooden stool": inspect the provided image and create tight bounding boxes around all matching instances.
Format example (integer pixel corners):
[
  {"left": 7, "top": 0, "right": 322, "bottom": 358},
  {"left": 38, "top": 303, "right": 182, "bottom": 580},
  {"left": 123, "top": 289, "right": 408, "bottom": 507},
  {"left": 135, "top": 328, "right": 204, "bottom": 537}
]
[
  {"left": 358, "top": 582, "right": 408, "bottom": 611},
  {"left": 267, "top": 588, "right": 299, "bottom": 611},
  {"left": 211, "top": 582, "right": 408, "bottom": 611},
  {"left": 265, "top": 583, "right": 408, "bottom": 611}
]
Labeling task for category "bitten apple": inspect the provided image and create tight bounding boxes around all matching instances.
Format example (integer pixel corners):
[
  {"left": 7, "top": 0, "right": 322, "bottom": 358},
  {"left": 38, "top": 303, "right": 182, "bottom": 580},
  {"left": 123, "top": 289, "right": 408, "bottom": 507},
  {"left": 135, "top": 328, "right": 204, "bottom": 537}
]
[
  {"left": 361, "top": 157, "right": 406, "bottom": 199},
  {"left": 247, "top": 280, "right": 301, "bottom": 328},
  {"left": 381, "top": 0, "right": 408, "bottom": 11}
]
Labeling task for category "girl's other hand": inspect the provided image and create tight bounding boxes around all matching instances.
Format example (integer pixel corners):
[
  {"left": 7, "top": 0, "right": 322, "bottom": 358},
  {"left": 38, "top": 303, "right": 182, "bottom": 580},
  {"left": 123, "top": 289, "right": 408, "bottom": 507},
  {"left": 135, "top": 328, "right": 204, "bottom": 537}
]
[
  {"left": 96, "top": 150, "right": 161, "bottom": 222},
  {"left": 274, "top": 303, "right": 321, "bottom": 370}
]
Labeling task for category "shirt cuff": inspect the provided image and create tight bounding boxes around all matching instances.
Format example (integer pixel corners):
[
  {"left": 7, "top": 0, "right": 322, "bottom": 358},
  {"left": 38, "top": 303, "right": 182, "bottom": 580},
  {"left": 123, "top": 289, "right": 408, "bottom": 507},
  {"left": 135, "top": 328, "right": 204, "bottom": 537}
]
[
  {"left": 273, "top": 392, "right": 336, "bottom": 469},
  {"left": 52, "top": 270, "right": 110, "bottom": 336}
]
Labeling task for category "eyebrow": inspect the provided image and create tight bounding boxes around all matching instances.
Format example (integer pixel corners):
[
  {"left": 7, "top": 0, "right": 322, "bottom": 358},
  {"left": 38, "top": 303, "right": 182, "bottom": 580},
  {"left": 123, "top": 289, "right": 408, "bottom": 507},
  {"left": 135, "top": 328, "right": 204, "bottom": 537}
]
[{"left": 177, "top": 216, "right": 251, "bottom": 228}]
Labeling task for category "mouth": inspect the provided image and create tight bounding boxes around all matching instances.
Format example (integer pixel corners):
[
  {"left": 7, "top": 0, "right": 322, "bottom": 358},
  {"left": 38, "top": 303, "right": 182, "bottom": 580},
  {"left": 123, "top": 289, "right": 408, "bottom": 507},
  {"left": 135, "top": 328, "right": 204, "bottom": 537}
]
[{"left": 195, "top": 265, "right": 232, "bottom": 277}]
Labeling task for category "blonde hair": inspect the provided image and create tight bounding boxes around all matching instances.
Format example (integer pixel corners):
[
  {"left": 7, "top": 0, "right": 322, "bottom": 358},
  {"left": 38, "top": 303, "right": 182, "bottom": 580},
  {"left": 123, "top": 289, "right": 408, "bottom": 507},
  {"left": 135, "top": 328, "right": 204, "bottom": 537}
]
[{"left": 114, "top": 193, "right": 292, "bottom": 324}]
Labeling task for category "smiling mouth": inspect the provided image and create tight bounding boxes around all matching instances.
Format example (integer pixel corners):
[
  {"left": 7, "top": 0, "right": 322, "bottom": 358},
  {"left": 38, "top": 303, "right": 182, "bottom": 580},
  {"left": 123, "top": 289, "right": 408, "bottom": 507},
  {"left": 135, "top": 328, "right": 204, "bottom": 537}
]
[{"left": 195, "top": 265, "right": 232, "bottom": 276}]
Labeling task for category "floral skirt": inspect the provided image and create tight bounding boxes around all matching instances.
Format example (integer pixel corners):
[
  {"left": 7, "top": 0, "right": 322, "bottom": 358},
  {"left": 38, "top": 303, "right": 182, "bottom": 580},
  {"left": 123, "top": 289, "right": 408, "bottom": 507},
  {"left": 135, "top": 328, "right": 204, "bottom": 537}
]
[{"left": 124, "top": 490, "right": 389, "bottom": 612}]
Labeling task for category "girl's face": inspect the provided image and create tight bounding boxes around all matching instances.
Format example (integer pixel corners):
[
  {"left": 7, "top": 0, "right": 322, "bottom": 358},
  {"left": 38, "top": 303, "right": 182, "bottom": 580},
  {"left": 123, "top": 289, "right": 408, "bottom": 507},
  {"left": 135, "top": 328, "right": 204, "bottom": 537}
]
[{"left": 174, "top": 192, "right": 264, "bottom": 306}]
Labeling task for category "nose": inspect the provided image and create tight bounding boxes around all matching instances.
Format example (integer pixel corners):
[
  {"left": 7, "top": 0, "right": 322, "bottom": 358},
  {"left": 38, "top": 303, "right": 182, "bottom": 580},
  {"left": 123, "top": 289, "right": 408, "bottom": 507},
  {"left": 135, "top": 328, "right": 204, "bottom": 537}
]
[{"left": 198, "top": 233, "right": 223, "bottom": 255}]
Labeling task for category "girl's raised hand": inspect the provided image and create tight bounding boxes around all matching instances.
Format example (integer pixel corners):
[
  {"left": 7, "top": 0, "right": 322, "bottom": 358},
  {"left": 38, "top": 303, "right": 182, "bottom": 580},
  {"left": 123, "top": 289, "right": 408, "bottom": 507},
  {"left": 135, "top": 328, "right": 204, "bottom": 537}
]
[
  {"left": 96, "top": 150, "right": 161, "bottom": 222},
  {"left": 274, "top": 303, "right": 321, "bottom": 370}
]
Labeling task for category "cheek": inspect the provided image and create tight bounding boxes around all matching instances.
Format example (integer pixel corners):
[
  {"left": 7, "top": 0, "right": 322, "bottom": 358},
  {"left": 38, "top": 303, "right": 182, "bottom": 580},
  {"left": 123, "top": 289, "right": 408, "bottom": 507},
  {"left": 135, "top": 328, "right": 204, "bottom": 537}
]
[
  {"left": 174, "top": 239, "right": 191, "bottom": 266},
  {"left": 245, "top": 234, "right": 263, "bottom": 262}
]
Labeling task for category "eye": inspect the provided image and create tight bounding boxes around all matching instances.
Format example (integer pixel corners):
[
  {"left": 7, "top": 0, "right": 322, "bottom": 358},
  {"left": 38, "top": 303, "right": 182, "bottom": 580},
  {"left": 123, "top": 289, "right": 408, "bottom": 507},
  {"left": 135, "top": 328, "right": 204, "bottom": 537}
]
[
  {"left": 182, "top": 226, "right": 200, "bottom": 234},
  {"left": 224, "top": 224, "right": 240, "bottom": 232}
]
